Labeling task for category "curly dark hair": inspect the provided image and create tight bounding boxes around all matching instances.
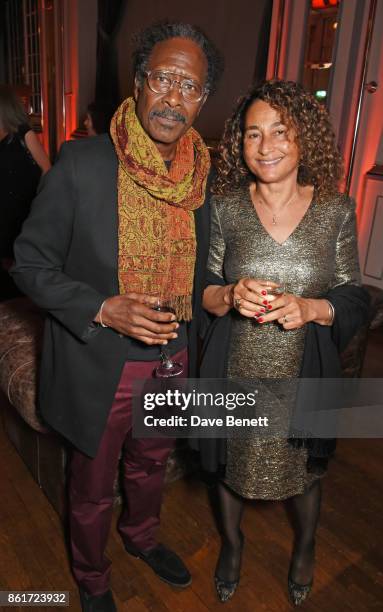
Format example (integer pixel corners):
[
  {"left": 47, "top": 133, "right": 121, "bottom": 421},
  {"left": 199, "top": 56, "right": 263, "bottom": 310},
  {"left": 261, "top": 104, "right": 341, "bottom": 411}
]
[
  {"left": 132, "top": 21, "right": 224, "bottom": 94},
  {"left": 214, "top": 80, "right": 343, "bottom": 198}
]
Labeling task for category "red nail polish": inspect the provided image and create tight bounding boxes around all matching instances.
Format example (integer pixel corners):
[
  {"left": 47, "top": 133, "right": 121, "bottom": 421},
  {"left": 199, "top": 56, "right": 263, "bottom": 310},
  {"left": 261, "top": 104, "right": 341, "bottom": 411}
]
[
  {"left": 262, "top": 300, "right": 268, "bottom": 305},
  {"left": 267, "top": 304, "right": 272, "bottom": 310},
  {"left": 255, "top": 312, "right": 261, "bottom": 317},
  {"left": 261, "top": 290, "right": 267, "bottom": 296},
  {"left": 261, "top": 307, "right": 266, "bottom": 312},
  {"left": 258, "top": 317, "right": 264, "bottom": 323}
]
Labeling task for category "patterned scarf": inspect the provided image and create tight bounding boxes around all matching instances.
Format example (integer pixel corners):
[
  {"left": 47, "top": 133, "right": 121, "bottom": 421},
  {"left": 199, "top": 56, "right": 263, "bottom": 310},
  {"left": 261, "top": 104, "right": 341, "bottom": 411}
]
[{"left": 110, "top": 97, "right": 210, "bottom": 321}]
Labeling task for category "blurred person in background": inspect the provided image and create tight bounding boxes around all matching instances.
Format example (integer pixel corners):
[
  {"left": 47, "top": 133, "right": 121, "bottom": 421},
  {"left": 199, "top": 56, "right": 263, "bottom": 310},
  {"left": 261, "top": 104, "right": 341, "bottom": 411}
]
[
  {"left": 0, "top": 84, "right": 51, "bottom": 299},
  {"left": 84, "top": 100, "right": 116, "bottom": 136}
]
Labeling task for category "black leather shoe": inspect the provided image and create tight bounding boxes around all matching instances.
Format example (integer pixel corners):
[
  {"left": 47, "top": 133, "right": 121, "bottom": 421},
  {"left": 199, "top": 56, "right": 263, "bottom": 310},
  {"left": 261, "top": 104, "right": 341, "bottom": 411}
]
[
  {"left": 125, "top": 543, "right": 191, "bottom": 588},
  {"left": 79, "top": 588, "right": 116, "bottom": 612}
]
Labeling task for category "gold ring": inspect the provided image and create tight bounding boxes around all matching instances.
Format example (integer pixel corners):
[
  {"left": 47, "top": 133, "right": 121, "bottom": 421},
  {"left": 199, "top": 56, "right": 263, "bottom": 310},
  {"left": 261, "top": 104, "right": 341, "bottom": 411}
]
[{"left": 234, "top": 297, "right": 242, "bottom": 309}]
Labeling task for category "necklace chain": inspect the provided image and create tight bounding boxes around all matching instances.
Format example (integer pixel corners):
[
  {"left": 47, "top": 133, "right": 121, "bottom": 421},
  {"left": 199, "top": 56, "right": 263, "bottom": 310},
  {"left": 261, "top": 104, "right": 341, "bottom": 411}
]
[{"left": 254, "top": 189, "right": 298, "bottom": 225}]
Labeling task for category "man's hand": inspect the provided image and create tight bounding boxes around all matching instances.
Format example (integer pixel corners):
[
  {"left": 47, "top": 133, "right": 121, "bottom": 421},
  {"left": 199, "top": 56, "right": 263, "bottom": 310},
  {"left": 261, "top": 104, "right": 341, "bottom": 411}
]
[{"left": 94, "top": 293, "right": 179, "bottom": 345}]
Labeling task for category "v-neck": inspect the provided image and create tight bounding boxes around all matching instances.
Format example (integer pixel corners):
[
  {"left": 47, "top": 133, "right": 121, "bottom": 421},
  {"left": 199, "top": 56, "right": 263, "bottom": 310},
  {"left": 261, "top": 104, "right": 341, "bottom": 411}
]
[{"left": 246, "top": 187, "right": 316, "bottom": 246}]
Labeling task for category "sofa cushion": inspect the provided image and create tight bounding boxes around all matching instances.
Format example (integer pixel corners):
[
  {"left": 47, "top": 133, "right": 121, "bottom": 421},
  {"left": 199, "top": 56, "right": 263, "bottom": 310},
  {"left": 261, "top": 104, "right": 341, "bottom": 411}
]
[{"left": 0, "top": 297, "right": 47, "bottom": 432}]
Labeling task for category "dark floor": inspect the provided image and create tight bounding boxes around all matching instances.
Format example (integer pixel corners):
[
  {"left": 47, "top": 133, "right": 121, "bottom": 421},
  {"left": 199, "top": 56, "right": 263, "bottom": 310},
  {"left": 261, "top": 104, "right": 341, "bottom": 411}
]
[{"left": 0, "top": 326, "right": 382, "bottom": 611}]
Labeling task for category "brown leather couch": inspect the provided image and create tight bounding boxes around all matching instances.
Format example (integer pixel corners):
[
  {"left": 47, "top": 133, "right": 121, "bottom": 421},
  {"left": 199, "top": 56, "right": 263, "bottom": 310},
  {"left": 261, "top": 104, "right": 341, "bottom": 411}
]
[
  {"left": 0, "top": 298, "right": 194, "bottom": 517},
  {"left": 0, "top": 298, "right": 69, "bottom": 515}
]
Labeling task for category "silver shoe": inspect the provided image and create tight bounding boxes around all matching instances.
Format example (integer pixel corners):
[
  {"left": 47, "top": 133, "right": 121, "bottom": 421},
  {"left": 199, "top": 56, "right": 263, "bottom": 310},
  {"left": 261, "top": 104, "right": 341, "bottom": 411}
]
[
  {"left": 214, "top": 532, "right": 244, "bottom": 603},
  {"left": 288, "top": 572, "right": 313, "bottom": 606},
  {"left": 214, "top": 575, "right": 239, "bottom": 603}
]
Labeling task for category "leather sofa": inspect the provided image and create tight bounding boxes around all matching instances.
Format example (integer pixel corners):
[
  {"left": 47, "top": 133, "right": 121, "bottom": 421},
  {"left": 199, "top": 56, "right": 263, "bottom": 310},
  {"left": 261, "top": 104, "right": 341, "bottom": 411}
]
[{"left": 0, "top": 298, "right": 194, "bottom": 517}]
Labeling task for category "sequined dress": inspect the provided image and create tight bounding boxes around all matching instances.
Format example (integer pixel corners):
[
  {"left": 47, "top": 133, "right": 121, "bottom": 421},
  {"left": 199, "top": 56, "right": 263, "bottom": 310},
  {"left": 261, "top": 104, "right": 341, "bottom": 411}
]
[{"left": 207, "top": 186, "right": 360, "bottom": 499}]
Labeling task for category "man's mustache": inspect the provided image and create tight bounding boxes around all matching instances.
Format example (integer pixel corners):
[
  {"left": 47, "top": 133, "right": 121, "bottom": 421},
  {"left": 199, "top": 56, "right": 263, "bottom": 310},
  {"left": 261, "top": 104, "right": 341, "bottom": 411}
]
[{"left": 150, "top": 109, "right": 186, "bottom": 124}]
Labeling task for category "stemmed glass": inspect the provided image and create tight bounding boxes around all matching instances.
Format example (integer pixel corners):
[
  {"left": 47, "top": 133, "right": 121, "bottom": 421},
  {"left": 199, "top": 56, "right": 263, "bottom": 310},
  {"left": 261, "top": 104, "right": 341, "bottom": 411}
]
[
  {"left": 152, "top": 297, "right": 184, "bottom": 378},
  {"left": 265, "top": 274, "right": 287, "bottom": 326},
  {"left": 265, "top": 272, "right": 286, "bottom": 298}
]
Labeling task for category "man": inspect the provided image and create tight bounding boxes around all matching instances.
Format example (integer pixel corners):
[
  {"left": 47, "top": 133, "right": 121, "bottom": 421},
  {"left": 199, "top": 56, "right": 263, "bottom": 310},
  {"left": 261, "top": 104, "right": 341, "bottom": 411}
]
[{"left": 12, "top": 21, "right": 222, "bottom": 612}]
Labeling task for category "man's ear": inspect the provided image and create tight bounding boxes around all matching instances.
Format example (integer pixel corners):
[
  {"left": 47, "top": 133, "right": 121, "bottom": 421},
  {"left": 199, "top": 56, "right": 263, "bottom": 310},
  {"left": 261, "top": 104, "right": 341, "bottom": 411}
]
[{"left": 133, "top": 75, "right": 141, "bottom": 101}]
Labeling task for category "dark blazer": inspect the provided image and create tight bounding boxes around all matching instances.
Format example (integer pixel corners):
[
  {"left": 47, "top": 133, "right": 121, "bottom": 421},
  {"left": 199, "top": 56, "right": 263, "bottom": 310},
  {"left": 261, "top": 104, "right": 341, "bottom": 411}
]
[{"left": 12, "top": 134, "right": 211, "bottom": 457}]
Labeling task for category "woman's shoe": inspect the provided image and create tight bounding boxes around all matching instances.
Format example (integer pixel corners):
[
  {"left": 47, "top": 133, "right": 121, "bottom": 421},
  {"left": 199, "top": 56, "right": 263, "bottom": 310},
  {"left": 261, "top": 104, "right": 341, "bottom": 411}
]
[
  {"left": 214, "top": 575, "right": 240, "bottom": 603},
  {"left": 214, "top": 532, "right": 244, "bottom": 603},
  {"left": 287, "top": 543, "right": 315, "bottom": 606},
  {"left": 287, "top": 571, "right": 313, "bottom": 606}
]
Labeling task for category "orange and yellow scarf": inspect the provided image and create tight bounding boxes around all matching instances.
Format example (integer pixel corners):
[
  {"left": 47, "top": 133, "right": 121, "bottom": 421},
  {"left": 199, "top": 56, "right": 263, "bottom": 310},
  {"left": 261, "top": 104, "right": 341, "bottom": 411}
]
[{"left": 110, "top": 97, "right": 210, "bottom": 321}]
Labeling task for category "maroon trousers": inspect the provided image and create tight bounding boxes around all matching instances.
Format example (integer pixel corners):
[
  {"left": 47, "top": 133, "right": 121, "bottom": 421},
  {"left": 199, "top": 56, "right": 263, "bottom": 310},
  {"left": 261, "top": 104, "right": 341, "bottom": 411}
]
[{"left": 69, "top": 348, "right": 187, "bottom": 595}]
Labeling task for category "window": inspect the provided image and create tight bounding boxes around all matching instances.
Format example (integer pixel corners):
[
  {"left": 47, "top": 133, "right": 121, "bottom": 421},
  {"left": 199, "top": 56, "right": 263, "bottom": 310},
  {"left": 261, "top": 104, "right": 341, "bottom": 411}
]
[{"left": 5, "top": 0, "right": 41, "bottom": 116}]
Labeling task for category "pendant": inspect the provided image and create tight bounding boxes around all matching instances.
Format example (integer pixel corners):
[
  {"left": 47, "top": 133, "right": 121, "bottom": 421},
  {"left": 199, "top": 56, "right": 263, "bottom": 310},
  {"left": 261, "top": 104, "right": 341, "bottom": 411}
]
[{"left": 272, "top": 215, "right": 277, "bottom": 225}]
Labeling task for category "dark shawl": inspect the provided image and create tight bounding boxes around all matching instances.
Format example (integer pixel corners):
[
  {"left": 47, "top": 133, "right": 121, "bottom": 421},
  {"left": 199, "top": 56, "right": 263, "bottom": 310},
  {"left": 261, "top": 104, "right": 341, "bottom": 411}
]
[{"left": 193, "top": 273, "right": 370, "bottom": 474}]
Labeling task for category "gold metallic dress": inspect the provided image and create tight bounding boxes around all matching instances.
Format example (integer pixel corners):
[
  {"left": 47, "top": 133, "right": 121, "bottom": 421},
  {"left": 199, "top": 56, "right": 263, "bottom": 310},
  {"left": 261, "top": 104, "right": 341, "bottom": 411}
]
[{"left": 207, "top": 186, "right": 360, "bottom": 500}]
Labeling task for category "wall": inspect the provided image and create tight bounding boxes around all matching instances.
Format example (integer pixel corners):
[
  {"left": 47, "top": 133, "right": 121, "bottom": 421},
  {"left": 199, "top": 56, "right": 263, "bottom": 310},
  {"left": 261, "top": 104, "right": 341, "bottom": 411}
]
[
  {"left": 115, "top": 0, "right": 272, "bottom": 141},
  {"left": 347, "top": 0, "right": 383, "bottom": 204},
  {"left": 267, "top": 0, "right": 310, "bottom": 81},
  {"left": 77, "top": 0, "right": 98, "bottom": 120},
  {"left": 52, "top": 0, "right": 97, "bottom": 147},
  {"left": 350, "top": 0, "right": 383, "bottom": 288},
  {"left": 377, "top": 134, "right": 383, "bottom": 165}
]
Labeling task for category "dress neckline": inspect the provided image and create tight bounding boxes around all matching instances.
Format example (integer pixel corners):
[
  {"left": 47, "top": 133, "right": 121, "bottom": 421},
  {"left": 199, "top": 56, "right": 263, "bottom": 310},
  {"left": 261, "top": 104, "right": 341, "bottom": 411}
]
[{"left": 245, "top": 185, "right": 316, "bottom": 246}]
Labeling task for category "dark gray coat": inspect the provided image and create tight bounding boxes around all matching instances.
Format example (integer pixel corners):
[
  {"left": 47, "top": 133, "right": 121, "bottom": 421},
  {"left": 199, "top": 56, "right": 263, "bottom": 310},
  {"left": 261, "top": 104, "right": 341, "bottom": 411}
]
[{"left": 12, "top": 135, "right": 210, "bottom": 457}]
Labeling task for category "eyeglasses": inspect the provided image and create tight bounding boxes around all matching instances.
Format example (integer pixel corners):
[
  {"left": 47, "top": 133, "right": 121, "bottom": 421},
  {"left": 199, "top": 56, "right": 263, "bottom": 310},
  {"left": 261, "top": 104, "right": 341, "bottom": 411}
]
[{"left": 144, "top": 70, "right": 205, "bottom": 103}]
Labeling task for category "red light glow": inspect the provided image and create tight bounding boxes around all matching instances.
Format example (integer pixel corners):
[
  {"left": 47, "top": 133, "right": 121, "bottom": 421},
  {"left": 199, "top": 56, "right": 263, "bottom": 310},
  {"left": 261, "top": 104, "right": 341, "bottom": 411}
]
[{"left": 312, "top": 0, "right": 338, "bottom": 8}]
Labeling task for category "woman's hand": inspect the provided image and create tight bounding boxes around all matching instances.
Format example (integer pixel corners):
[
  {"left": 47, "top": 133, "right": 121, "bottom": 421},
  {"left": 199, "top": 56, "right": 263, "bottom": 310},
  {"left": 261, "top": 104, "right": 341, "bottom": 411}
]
[
  {"left": 202, "top": 278, "right": 331, "bottom": 325},
  {"left": 203, "top": 278, "right": 279, "bottom": 318},
  {"left": 254, "top": 292, "right": 332, "bottom": 328},
  {"left": 232, "top": 277, "right": 280, "bottom": 318}
]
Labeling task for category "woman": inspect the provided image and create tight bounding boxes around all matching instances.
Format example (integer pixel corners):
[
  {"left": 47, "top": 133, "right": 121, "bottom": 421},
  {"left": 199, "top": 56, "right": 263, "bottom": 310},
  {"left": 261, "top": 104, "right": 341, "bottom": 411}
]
[
  {"left": 0, "top": 85, "right": 51, "bottom": 298},
  {"left": 201, "top": 80, "right": 369, "bottom": 605}
]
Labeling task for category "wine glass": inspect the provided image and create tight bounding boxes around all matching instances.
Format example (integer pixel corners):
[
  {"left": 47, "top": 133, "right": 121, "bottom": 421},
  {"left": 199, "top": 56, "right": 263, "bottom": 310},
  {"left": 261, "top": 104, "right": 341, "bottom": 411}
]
[
  {"left": 152, "top": 297, "right": 184, "bottom": 378},
  {"left": 265, "top": 274, "right": 287, "bottom": 327},
  {"left": 265, "top": 273, "right": 286, "bottom": 298}
]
